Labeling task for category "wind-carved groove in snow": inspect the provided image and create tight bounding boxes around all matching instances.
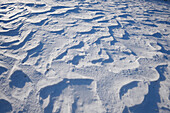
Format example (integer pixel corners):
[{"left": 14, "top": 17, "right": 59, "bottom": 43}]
[
  {"left": 67, "top": 55, "right": 85, "bottom": 65},
  {"left": 26, "top": 17, "right": 48, "bottom": 26},
  {"left": 0, "top": 40, "right": 19, "bottom": 47},
  {"left": 83, "top": 15, "right": 104, "bottom": 22},
  {"left": 69, "top": 41, "right": 84, "bottom": 49},
  {"left": 119, "top": 81, "right": 139, "bottom": 99},
  {"left": 48, "top": 7, "right": 79, "bottom": 16},
  {"left": 1, "top": 30, "right": 36, "bottom": 50},
  {"left": 0, "top": 23, "right": 23, "bottom": 36},
  {"left": 54, "top": 41, "right": 85, "bottom": 62},
  {"left": 101, "top": 52, "right": 114, "bottom": 65},
  {"left": 22, "top": 42, "right": 43, "bottom": 63},
  {"left": 54, "top": 50, "right": 68, "bottom": 61}
]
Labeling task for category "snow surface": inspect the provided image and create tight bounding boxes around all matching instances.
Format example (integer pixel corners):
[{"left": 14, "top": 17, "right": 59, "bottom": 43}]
[{"left": 0, "top": 0, "right": 170, "bottom": 113}]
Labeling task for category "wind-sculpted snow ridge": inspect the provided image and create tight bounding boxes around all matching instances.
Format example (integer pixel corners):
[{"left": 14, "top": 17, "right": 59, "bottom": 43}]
[{"left": 0, "top": 0, "right": 170, "bottom": 112}]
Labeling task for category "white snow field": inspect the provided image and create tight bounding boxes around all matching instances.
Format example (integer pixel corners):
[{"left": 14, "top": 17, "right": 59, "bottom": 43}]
[{"left": 0, "top": 0, "right": 170, "bottom": 112}]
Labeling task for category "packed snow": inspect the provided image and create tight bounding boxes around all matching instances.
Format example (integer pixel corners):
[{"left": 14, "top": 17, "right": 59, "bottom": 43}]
[{"left": 0, "top": 0, "right": 170, "bottom": 113}]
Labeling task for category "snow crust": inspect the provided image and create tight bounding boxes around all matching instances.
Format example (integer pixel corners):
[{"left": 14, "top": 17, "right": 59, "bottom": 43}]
[{"left": 0, "top": 0, "right": 170, "bottom": 112}]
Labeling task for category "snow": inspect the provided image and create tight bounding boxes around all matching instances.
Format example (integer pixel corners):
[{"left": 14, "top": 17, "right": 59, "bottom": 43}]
[{"left": 0, "top": 0, "right": 170, "bottom": 113}]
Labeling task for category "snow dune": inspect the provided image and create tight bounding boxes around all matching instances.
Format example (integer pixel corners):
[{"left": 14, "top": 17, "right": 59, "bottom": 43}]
[{"left": 0, "top": 0, "right": 170, "bottom": 113}]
